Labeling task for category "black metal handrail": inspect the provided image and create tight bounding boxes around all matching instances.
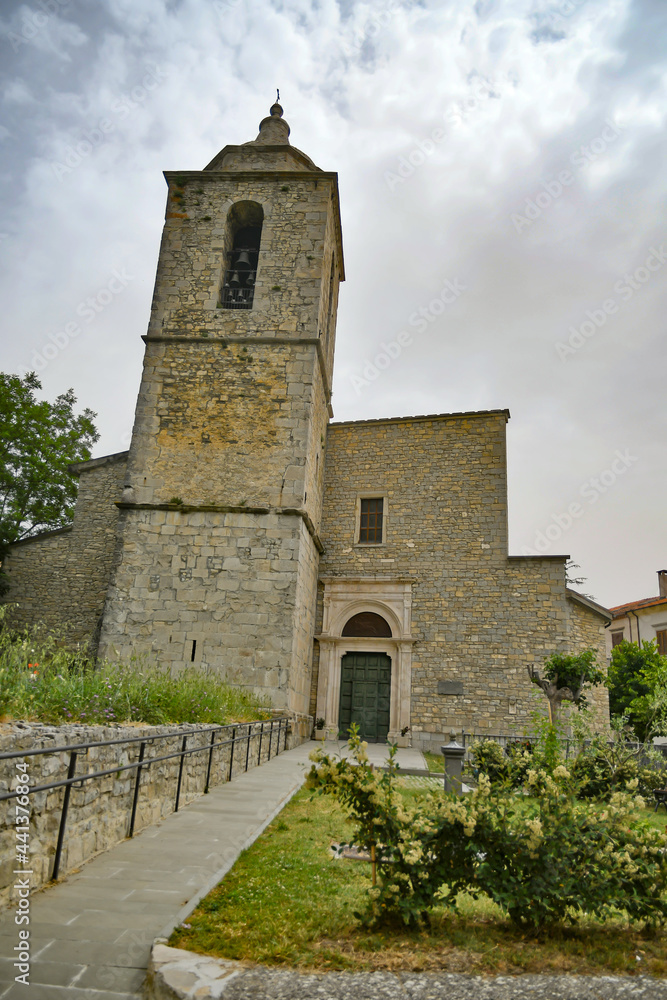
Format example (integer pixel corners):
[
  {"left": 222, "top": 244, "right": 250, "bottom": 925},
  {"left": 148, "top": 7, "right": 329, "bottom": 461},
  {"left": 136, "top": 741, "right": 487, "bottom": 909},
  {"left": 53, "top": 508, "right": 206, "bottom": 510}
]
[
  {"left": 462, "top": 730, "right": 570, "bottom": 757},
  {"left": 1, "top": 717, "right": 289, "bottom": 880},
  {"left": 461, "top": 730, "right": 667, "bottom": 762}
]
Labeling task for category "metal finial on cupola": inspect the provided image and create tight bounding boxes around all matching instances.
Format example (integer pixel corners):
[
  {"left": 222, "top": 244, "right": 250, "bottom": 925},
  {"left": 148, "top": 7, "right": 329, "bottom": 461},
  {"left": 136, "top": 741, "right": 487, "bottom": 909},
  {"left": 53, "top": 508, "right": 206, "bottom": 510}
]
[{"left": 270, "top": 89, "right": 283, "bottom": 118}]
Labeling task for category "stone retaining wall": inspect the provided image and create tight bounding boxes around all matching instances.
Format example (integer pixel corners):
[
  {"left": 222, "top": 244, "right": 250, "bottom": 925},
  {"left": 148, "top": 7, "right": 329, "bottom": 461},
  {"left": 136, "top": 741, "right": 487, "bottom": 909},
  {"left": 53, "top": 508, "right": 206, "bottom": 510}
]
[{"left": 0, "top": 713, "right": 305, "bottom": 907}]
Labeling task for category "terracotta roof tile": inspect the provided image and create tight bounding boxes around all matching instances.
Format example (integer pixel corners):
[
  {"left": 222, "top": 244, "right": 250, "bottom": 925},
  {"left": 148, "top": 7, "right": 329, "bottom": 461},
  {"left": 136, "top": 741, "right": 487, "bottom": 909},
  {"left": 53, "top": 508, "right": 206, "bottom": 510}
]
[{"left": 609, "top": 596, "right": 667, "bottom": 616}]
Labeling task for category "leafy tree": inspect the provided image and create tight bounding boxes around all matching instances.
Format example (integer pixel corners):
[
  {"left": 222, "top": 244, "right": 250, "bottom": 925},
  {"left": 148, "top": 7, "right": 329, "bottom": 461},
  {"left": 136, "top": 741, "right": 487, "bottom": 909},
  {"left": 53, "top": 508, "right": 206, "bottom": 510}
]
[
  {"left": 528, "top": 648, "right": 605, "bottom": 724},
  {"left": 609, "top": 639, "right": 667, "bottom": 740},
  {"left": 0, "top": 372, "right": 98, "bottom": 592}
]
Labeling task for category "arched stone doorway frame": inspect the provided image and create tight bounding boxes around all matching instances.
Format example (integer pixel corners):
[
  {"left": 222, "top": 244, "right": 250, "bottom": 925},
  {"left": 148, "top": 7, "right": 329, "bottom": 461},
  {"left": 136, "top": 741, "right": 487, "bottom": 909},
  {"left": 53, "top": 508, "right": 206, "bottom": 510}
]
[{"left": 315, "top": 578, "right": 414, "bottom": 746}]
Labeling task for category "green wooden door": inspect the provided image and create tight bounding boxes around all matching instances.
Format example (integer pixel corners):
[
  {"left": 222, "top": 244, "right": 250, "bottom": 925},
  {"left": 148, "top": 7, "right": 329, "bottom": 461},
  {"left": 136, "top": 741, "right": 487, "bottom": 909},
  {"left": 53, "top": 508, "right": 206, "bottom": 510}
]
[{"left": 338, "top": 653, "right": 391, "bottom": 743}]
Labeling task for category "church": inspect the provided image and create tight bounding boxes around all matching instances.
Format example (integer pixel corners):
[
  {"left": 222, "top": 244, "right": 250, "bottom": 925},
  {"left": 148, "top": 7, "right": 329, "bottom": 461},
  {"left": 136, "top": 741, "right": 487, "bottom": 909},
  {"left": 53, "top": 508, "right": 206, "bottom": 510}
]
[{"left": 5, "top": 102, "right": 612, "bottom": 751}]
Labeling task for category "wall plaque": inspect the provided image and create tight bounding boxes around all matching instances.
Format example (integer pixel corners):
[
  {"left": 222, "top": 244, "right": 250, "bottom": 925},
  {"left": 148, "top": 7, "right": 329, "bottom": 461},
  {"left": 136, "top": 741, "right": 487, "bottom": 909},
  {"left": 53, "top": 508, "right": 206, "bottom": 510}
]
[{"left": 437, "top": 680, "right": 463, "bottom": 696}]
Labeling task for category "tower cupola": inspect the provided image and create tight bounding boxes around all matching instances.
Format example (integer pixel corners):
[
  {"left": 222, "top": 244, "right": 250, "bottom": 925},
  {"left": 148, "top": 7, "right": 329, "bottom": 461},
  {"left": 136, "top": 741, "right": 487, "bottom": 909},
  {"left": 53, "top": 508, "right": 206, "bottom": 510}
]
[{"left": 255, "top": 94, "right": 291, "bottom": 145}]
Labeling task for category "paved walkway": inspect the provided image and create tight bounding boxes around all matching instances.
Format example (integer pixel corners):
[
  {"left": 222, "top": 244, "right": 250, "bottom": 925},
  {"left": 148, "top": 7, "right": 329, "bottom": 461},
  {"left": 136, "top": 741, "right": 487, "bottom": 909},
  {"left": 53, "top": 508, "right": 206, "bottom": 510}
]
[
  {"left": 316, "top": 739, "right": 430, "bottom": 771},
  {"left": 0, "top": 740, "right": 425, "bottom": 999}
]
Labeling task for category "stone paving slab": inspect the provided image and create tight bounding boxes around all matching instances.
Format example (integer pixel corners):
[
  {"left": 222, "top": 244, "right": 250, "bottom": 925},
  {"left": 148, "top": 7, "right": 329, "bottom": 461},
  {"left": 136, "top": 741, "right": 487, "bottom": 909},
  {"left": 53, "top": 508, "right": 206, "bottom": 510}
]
[{"left": 147, "top": 945, "right": 667, "bottom": 1000}]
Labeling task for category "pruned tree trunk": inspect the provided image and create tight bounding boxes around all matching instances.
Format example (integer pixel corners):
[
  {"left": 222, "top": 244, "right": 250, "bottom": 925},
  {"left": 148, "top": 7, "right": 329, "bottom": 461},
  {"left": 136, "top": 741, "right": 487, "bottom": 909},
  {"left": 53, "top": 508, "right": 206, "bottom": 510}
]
[{"left": 527, "top": 665, "right": 584, "bottom": 723}]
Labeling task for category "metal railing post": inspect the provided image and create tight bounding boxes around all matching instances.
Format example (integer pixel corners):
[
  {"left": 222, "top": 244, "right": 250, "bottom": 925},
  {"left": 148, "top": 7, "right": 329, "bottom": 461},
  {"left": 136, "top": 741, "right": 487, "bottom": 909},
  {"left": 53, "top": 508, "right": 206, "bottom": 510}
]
[
  {"left": 128, "top": 741, "right": 146, "bottom": 837},
  {"left": 204, "top": 730, "right": 217, "bottom": 793},
  {"left": 245, "top": 723, "right": 252, "bottom": 772},
  {"left": 267, "top": 720, "right": 274, "bottom": 761},
  {"left": 284, "top": 717, "right": 288, "bottom": 751},
  {"left": 228, "top": 727, "right": 237, "bottom": 782},
  {"left": 51, "top": 751, "right": 78, "bottom": 881},
  {"left": 257, "top": 722, "right": 264, "bottom": 765},
  {"left": 174, "top": 735, "right": 188, "bottom": 812}
]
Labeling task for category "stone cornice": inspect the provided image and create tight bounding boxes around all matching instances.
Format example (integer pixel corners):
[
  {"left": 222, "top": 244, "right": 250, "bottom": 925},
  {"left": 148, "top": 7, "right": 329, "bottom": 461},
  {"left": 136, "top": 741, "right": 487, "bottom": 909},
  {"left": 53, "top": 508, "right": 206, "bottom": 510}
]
[
  {"left": 314, "top": 634, "right": 416, "bottom": 644},
  {"left": 318, "top": 576, "right": 415, "bottom": 584},
  {"left": 69, "top": 450, "right": 129, "bottom": 475},
  {"left": 115, "top": 502, "right": 324, "bottom": 554},
  {"left": 331, "top": 408, "right": 511, "bottom": 429}
]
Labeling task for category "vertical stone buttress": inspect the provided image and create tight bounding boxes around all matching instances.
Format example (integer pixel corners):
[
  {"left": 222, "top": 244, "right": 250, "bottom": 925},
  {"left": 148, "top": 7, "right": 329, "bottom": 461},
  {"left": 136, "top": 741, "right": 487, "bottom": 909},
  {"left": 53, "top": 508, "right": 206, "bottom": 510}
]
[{"left": 98, "top": 103, "right": 344, "bottom": 714}]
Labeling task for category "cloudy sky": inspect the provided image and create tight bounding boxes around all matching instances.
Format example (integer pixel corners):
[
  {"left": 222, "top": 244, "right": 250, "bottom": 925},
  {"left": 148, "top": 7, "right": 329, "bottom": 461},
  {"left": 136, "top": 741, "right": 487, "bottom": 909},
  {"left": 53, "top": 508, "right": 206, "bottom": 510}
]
[{"left": 0, "top": 0, "right": 665, "bottom": 609}]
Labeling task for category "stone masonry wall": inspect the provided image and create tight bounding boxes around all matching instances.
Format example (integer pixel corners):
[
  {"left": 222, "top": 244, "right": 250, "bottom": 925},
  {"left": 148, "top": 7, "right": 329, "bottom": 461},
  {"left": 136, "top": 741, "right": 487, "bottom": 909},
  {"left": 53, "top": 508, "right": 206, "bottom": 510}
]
[
  {"left": 3, "top": 530, "right": 71, "bottom": 634},
  {"left": 0, "top": 715, "right": 299, "bottom": 908},
  {"left": 566, "top": 594, "right": 610, "bottom": 728},
  {"left": 4, "top": 455, "right": 127, "bottom": 648},
  {"left": 98, "top": 508, "right": 319, "bottom": 715},
  {"left": 125, "top": 339, "right": 322, "bottom": 513},
  {"left": 318, "top": 413, "right": 610, "bottom": 751}
]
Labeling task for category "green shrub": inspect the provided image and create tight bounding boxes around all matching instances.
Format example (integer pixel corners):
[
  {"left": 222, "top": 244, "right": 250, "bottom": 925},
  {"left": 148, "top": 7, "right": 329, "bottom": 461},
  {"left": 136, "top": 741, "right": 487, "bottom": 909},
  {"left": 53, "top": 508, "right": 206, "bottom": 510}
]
[
  {"left": 571, "top": 737, "right": 639, "bottom": 799},
  {"left": 308, "top": 732, "right": 667, "bottom": 931}
]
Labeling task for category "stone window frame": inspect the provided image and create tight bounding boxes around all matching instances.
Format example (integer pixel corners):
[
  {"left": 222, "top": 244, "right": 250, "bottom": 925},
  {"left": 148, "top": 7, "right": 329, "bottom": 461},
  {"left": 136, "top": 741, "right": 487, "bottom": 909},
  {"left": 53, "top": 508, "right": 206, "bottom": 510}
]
[{"left": 354, "top": 493, "right": 388, "bottom": 547}]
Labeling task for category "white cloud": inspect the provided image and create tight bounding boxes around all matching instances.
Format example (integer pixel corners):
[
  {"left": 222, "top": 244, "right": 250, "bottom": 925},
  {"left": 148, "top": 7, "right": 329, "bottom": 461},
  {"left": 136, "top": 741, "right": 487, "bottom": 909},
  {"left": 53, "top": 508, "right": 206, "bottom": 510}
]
[{"left": 0, "top": 0, "right": 664, "bottom": 607}]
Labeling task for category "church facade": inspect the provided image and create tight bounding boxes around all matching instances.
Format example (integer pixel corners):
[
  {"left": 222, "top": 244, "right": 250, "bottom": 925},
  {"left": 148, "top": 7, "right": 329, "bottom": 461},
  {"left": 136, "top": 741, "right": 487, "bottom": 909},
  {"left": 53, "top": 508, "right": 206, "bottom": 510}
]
[{"left": 5, "top": 104, "right": 611, "bottom": 750}]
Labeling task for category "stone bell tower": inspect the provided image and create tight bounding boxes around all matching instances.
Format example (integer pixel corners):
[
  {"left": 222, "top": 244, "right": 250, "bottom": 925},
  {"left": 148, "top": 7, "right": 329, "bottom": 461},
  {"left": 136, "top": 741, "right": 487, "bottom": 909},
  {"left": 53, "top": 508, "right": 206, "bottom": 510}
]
[{"left": 98, "top": 100, "right": 344, "bottom": 715}]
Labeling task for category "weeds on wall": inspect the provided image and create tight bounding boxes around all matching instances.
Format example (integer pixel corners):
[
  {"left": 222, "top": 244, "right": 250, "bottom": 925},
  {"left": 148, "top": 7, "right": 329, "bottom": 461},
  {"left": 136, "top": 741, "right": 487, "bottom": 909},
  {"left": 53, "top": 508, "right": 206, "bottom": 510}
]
[{"left": 0, "top": 608, "right": 271, "bottom": 726}]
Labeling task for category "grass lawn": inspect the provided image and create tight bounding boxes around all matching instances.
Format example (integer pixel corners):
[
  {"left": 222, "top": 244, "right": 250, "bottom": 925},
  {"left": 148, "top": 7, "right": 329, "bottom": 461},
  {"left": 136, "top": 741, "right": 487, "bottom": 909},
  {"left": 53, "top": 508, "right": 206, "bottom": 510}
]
[
  {"left": 422, "top": 751, "right": 445, "bottom": 773},
  {"left": 170, "top": 782, "right": 667, "bottom": 976}
]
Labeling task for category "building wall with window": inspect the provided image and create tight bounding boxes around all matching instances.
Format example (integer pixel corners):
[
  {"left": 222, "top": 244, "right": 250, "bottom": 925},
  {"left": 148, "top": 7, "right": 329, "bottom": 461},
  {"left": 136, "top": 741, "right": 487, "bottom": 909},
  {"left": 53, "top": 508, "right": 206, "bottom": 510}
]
[
  {"left": 606, "top": 574, "right": 667, "bottom": 658},
  {"left": 315, "top": 412, "right": 611, "bottom": 751}
]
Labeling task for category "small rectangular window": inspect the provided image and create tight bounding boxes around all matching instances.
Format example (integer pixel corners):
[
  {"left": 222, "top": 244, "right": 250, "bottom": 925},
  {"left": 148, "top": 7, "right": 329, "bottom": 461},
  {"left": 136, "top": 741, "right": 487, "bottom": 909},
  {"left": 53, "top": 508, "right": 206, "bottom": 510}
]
[
  {"left": 611, "top": 630, "right": 625, "bottom": 647},
  {"left": 657, "top": 630, "right": 667, "bottom": 656},
  {"left": 359, "top": 498, "right": 383, "bottom": 544}
]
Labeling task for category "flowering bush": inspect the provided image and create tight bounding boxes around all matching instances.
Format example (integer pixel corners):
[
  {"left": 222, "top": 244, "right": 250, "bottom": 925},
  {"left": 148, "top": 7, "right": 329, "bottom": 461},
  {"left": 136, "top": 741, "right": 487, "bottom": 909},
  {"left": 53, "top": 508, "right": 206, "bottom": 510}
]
[
  {"left": 466, "top": 739, "right": 536, "bottom": 790},
  {"left": 571, "top": 736, "right": 667, "bottom": 801},
  {"left": 466, "top": 739, "right": 509, "bottom": 785},
  {"left": 308, "top": 732, "right": 667, "bottom": 930}
]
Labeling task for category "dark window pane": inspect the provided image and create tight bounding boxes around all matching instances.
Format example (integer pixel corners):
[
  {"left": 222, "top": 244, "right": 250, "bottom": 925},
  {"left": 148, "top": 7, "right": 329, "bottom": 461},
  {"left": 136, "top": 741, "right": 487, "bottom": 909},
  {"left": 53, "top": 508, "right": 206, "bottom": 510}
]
[
  {"left": 342, "top": 612, "right": 392, "bottom": 637},
  {"left": 359, "top": 497, "right": 383, "bottom": 543},
  {"left": 611, "top": 630, "right": 625, "bottom": 647},
  {"left": 657, "top": 630, "right": 667, "bottom": 656}
]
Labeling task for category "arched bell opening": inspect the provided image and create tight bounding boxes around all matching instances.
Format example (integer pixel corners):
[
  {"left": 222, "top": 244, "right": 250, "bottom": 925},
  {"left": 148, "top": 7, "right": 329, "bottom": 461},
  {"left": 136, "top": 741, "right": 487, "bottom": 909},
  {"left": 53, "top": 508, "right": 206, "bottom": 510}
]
[{"left": 220, "top": 201, "right": 264, "bottom": 310}]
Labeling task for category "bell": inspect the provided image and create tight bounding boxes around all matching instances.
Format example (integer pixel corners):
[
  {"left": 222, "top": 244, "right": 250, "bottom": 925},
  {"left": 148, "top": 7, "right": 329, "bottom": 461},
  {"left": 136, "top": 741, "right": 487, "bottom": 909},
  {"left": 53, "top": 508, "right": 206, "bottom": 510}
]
[
  {"left": 245, "top": 273, "right": 255, "bottom": 287},
  {"left": 235, "top": 250, "right": 251, "bottom": 269},
  {"left": 228, "top": 271, "right": 241, "bottom": 286}
]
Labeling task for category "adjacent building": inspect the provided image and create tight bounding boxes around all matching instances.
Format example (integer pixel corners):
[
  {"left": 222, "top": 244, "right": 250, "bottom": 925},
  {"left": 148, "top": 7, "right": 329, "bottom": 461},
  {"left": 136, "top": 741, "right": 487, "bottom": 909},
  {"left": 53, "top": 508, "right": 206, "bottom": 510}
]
[{"left": 606, "top": 570, "right": 667, "bottom": 657}]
